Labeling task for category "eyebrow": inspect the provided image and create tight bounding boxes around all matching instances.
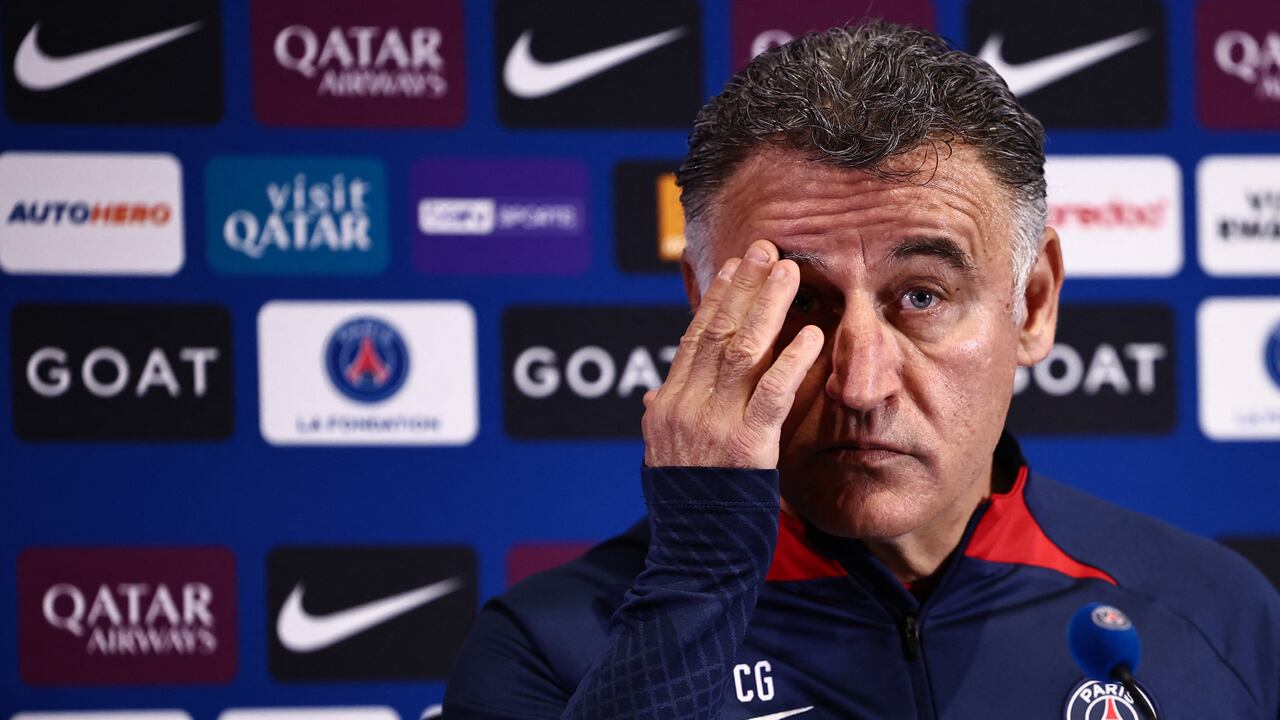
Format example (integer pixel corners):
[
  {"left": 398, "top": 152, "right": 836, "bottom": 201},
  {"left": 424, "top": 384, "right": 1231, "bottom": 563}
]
[
  {"left": 777, "top": 248, "right": 831, "bottom": 271},
  {"left": 777, "top": 237, "right": 977, "bottom": 276},
  {"left": 888, "top": 236, "right": 977, "bottom": 277}
]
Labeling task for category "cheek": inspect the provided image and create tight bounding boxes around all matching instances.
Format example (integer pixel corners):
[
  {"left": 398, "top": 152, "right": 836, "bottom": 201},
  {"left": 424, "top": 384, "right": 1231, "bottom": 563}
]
[
  {"left": 779, "top": 352, "right": 832, "bottom": 447},
  {"left": 922, "top": 318, "right": 1019, "bottom": 434}
]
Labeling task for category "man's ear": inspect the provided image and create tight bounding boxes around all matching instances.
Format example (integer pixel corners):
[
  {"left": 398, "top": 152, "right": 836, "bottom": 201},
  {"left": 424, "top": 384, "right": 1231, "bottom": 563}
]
[
  {"left": 681, "top": 248, "right": 703, "bottom": 311},
  {"left": 1017, "top": 227, "right": 1065, "bottom": 366}
]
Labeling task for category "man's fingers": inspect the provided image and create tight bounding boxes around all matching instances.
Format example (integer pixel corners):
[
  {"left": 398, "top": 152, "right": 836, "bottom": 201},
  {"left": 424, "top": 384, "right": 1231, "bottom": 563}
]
[
  {"left": 715, "top": 258, "right": 800, "bottom": 394},
  {"left": 685, "top": 240, "right": 779, "bottom": 391},
  {"left": 663, "top": 257, "right": 740, "bottom": 392},
  {"left": 744, "top": 325, "right": 824, "bottom": 431}
]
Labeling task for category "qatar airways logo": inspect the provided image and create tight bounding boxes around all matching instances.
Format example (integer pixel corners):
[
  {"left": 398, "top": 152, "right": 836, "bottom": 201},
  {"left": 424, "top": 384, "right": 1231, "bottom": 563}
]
[
  {"left": 1197, "top": 2, "right": 1280, "bottom": 128},
  {"left": 273, "top": 25, "right": 447, "bottom": 98},
  {"left": 251, "top": 0, "right": 464, "bottom": 127},
  {"left": 1214, "top": 30, "right": 1280, "bottom": 101},
  {"left": 42, "top": 581, "right": 218, "bottom": 655},
  {"left": 1044, "top": 156, "right": 1181, "bottom": 277},
  {"left": 18, "top": 547, "right": 236, "bottom": 685}
]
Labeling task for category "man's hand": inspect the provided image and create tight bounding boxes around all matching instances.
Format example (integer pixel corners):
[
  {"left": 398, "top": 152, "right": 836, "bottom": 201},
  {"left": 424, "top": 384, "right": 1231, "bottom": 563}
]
[{"left": 643, "top": 240, "right": 824, "bottom": 469}]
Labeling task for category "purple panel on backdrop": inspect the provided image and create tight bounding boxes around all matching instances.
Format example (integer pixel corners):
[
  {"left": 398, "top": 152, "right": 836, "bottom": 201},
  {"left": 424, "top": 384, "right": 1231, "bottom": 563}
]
[
  {"left": 1197, "top": 0, "right": 1280, "bottom": 129},
  {"left": 731, "top": 0, "right": 936, "bottom": 70},
  {"left": 251, "top": 0, "right": 465, "bottom": 127},
  {"left": 412, "top": 159, "right": 590, "bottom": 275},
  {"left": 18, "top": 547, "right": 237, "bottom": 685}
]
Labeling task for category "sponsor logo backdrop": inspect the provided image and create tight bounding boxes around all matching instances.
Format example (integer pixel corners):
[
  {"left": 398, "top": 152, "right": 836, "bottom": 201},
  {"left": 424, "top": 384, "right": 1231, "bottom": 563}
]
[{"left": 2, "top": 0, "right": 1279, "bottom": 716}]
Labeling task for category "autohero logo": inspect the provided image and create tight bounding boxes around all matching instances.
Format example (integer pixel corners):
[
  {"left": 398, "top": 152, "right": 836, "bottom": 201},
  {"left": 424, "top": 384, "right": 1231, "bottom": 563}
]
[
  {"left": 504, "top": 306, "right": 689, "bottom": 438},
  {"left": 11, "top": 304, "right": 232, "bottom": 441},
  {"left": 412, "top": 159, "right": 588, "bottom": 275},
  {"left": 206, "top": 156, "right": 387, "bottom": 275},
  {"left": 3, "top": 0, "right": 222, "bottom": 124},
  {"left": 1197, "top": 156, "right": 1280, "bottom": 276},
  {"left": 258, "top": 301, "right": 477, "bottom": 446},
  {"left": 1197, "top": 1, "right": 1280, "bottom": 129},
  {"left": 1007, "top": 305, "right": 1174, "bottom": 435},
  {"left": 1198, "top": 297, "right": 1280, "bottom": 440},
  {"left": 1044, "top": 156, "right": 1182, "bottom": 277},
  {"left": 251, "top": 0, "right": 464, "bottom": 127},
  {"left": 495, "top": 0, "right": 701, "bottom": 128},
  {"left": 967, "top": 0, "right": 1166, "bottom": 128},
  {"left": 0, "top": 152, "right": 184, "bottom": 276},
  {"left": 613, "top": 160, "right": 686, "bottom": 273},
  {"left": 268, "top": 546, "right": 477, "bottom": 681},
  {"left": 731, "top": 0, "right": 935, "bottom": 69},
  {"left": 18, "top": 547, "right": 236, "bottom": 685}
]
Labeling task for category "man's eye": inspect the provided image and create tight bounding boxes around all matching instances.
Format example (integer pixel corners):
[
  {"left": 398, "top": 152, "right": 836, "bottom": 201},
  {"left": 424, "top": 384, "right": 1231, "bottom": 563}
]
[
  {"left": 905, "top": 289, "right": 935, "bottom": 310},
  {"left": 791, "top": 290, "right": 818, "bottom": 313}
]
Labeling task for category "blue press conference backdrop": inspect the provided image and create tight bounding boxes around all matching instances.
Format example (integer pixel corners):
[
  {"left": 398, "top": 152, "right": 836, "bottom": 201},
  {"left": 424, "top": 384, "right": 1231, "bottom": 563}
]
[{"left": 2, "top": 0, "right": 1279, "bottom": 716}]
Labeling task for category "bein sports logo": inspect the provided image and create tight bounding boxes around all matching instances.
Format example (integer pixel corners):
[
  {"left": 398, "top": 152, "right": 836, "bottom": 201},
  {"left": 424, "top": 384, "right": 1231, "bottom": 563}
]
[{"left": 324, "top": 316, "right": 409, "bottom": 403}]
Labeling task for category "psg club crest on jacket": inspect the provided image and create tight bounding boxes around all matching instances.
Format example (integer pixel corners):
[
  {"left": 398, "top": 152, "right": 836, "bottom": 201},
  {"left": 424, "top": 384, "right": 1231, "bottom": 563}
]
[
  {"left": 1064, "top": 678, "right": 1156, "bottom": 720},
  {"left": 324, "top": 317, "right": 409, "bottom": 402}
]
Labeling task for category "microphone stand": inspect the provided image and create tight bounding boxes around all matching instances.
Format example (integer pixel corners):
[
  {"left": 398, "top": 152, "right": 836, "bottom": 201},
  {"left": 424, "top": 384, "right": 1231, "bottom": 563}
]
[{"left": 1112, "top": 665, "right": 1158, "bottom": 720}]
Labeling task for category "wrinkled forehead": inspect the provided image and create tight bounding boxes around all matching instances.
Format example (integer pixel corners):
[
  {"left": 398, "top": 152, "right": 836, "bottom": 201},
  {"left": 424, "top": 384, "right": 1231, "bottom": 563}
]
[{"left": 704, "top": 143, "right": 1016, "bottom": 269}]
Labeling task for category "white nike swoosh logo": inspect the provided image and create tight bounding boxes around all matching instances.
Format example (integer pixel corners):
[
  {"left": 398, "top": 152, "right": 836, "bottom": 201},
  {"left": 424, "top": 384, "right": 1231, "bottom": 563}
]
[
  {"left": 978, "top": 29, "right": 1151, "bottom": 97},
  {"left": 744, "top": 708, "right": 814, "bottom": 720},
  {"left": 14, "top": 21, "right": 203, "bottom": 92},
  {"left": 503, "top": 27, "right": 686, "bottom": 99},
  {"left": 276, "top": 576, "right": 463, "bottom": 653}
]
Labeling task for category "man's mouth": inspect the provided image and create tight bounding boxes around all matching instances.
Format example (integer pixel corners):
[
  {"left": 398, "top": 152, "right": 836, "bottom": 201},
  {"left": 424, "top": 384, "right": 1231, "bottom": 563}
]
[{"left": 821, "top": 441, "right": 910, "bottom": 464}]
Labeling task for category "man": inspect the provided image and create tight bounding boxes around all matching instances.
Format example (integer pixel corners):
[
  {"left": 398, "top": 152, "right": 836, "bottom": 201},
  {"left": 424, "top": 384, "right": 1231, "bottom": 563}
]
[{"left": 445, "top": 21, "right": 1280, "bottom": 719}]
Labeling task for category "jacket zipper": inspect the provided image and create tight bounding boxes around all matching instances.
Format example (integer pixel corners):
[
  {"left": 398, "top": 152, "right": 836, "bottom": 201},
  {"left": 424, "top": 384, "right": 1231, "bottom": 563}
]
[{"left": 900, "top": 614, "right": 921, "bottom": 661}]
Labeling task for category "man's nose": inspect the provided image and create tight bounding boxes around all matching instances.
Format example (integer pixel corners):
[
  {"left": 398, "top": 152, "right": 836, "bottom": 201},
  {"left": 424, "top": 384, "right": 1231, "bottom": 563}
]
[{"left": 824, "top": 298, "right": 903, "bottom": 412}]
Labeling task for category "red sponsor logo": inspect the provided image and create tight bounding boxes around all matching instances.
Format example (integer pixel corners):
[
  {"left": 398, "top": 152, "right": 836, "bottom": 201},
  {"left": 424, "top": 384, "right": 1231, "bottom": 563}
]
[
  {"left": 1048, "top": 198, "right": 1170, "bottom": 229},
  {"left": 507, "top": 542, "right": 594, "bottom": 587},
  {"left": 19, "top": 547, "right": 236, "bottom": 685}
]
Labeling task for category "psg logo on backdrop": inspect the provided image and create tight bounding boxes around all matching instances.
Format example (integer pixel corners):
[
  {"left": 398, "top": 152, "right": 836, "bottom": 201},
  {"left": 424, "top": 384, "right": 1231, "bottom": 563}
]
[
  {"left": 1064, "top": 679, "right": 1155, "bottom": 720},
  {"left": 324, "top": 317, "right": 409, "bottom": 403},
  {"left": 1266, "top": 321, "right": 1280, "bottom": 389}
]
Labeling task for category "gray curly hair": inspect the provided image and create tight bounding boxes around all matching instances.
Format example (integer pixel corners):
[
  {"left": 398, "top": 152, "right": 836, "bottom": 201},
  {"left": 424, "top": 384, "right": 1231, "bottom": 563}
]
[{"left": 676, "top": 20, "right": 1047, "bottom": 315}]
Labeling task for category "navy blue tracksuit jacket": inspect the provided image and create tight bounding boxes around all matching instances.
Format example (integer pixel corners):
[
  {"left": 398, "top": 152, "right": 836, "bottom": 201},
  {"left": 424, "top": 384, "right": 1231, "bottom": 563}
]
[{"left": 445, "top": 436, "right": 1280, "bottom": 718}]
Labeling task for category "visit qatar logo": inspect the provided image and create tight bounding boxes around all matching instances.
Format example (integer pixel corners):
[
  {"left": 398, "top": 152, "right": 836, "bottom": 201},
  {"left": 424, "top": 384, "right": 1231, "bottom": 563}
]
[{"left": 324, "top": 317, "right": 409, "bottom": 403}]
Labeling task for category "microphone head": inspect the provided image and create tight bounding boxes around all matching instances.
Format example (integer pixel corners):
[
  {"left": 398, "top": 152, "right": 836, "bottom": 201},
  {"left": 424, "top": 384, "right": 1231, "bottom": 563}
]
[{"left": 1067, "top": 602, "right": 1141, "bottom": 681}]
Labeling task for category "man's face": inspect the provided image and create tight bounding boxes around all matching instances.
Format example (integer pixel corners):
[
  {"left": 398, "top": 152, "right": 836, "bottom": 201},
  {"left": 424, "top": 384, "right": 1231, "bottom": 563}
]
[{"left": 699, "top": 144, "right": 1036, "bottom": 542}]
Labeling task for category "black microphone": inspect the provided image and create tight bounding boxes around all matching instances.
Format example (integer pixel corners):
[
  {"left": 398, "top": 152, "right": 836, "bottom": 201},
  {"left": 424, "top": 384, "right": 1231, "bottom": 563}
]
[{"left": 1067, "top": 603, "right": 1158, "bottom": 720}]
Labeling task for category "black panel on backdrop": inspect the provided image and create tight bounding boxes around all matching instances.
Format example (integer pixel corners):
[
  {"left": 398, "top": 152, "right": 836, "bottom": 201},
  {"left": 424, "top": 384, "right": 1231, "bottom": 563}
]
[
  {"left": 504, "top": 306, "right": 690, "bottom": 438},
  {"left": 495, "top": 0, "right": 701, "bottom": 128},
  {"left": 267, "top": 546, "right": 477, "bottom": 681},
  {"left": 2, "top": 0, "right": 222, "bottom": 124},
  {"left": 1007, "top": 304, "right": 1175, "bottom": 434},
  {"left": 967, "top": 0, "right": 1166, "bottom": 128},
  {"left": 614, "top": 160, "right": 684, "bottom": 274},
  {"left": 10, "top": 304, "right": 233, "bottom": 441},
  {"left": 1218, "top": 537, "right": 1280, "bottom": 592}
]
